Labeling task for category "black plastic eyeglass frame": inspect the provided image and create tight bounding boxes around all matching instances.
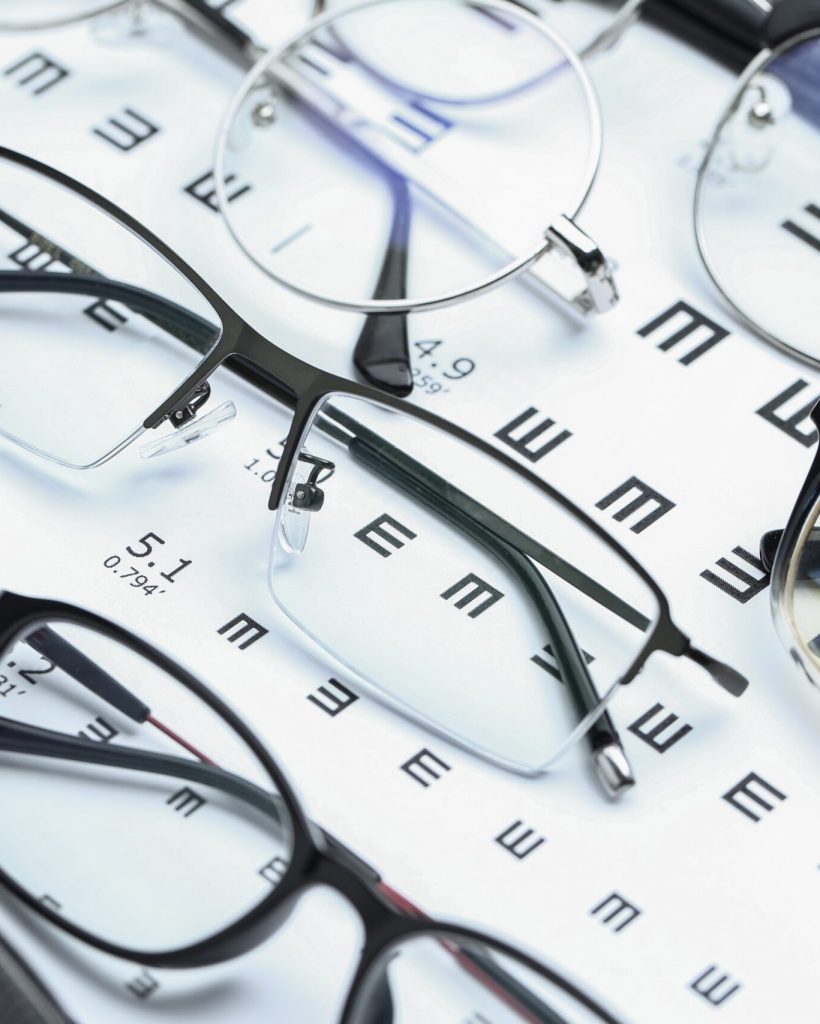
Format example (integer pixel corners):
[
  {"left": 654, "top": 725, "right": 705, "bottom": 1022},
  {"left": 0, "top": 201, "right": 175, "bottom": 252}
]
[
  {"left": 0, "top": 588, "right": 625, "bottom": 1024},
  {"left": 0, "top": 144, "right": 748, "bottom": 797}
]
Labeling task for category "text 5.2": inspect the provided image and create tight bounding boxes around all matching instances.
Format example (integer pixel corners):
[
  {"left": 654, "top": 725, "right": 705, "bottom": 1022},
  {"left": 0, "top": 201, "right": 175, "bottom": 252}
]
[{"left": 102, "top": 531, "right": 193, "bottom": 597}]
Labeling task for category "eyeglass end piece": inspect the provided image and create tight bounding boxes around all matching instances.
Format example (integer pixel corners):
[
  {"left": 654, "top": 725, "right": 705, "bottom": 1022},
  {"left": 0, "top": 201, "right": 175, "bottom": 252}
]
[
  {"left": 355, "top": 358, "right": 413, "bottom": 397},
  {"left": 592, "top": 743, "right": 635, "bottom": 799},
  {"left": 686, "top": 645, "right": 749, "bottom": 698},
  {"left": 759, "top": 529, "right": 782, "bottom": 573}
]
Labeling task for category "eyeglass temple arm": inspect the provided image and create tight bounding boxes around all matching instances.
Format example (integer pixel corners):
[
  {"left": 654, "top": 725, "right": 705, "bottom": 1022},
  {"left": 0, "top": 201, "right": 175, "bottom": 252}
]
[
  {"left": 759, "top": 527, "right": 820, "bottom": 579},
  {"left": 319, "top": 408, "right": 747, "bottom": 698},
  {"left": 172, "top": 0, "right": 326, "bottom": 65},
  {"left": 447, "top": 943, "right": 578, "bottom": 1024},
  {"left": 0, "top": 933, "right": 75, "bottom": 1024},
  {"left": 0, "top": 270, "right": 217, "bottom": 354},
  {"left": 334, "top": 418, "right": 634, "bottom": 796},
  {"left": 0, "top": 206, "right": 217, "bottom": 342},
  {"left": 645, "top": 0, "right": 770, "bottom": 70},
  {"left": 0, "top": 715, "right": 287, "bottom": 823},
  {"left": 23, "top": 627, "right": 151, "bottom": 724},
  {"left": 286, "top": 86, "right": 416, "bottom": 397},
  {"left": 352, "top": 173, "right": 414, "bottom": 397},
  {"left": 375, "top": 884, "right": 591, "bottom": 1024}
]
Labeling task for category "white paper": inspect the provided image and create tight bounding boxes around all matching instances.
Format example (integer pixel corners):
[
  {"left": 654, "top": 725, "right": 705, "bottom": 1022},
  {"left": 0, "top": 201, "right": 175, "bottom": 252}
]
[{"left": 0, "top": 3, "right": 817, "bottom": 1022}]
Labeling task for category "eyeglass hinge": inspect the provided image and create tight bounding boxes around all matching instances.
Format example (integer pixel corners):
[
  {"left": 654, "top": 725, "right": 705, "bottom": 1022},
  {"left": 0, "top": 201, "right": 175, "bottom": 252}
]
[{"left": 543, "top": 216, "right": 619, "bottom": 316}]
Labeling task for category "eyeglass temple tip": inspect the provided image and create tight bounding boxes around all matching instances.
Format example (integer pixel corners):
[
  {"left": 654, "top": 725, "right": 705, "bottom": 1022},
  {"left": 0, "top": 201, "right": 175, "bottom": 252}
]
[{"left": 685, "top": 644, "right": 749, "bottom": 698}]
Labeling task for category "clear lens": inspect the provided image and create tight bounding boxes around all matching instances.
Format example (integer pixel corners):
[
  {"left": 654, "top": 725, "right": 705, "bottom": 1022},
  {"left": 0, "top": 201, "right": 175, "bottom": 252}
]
[
  {"left": 0, "top": 153, "right": 223, "bottom": 467},
  {"left": 269, "top": 395, "right": 659, "bottom": 772},
  {"left": 0, "top": 1, "right": 123, "bottom": 28},
  {"left": 0, "top": 620, "right": 294, "bottom": 952},
  {"left": 696, "top": 34, "right": 820, "bottom": 360},
  {"left": 218, "top": 0, "right": 599, "bottom": 309},
  {"left": 349, "top": 929, "right": 614, "bottom": 1023}
]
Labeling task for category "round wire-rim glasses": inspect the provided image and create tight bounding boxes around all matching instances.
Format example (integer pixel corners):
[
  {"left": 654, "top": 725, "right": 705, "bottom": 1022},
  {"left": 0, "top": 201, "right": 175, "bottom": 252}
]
[
  {"left": 694, "top": 17, "right": 820, "bottom": 367},
  {"left": 214, "top": 0, "right": 608, "bottom": 314}
]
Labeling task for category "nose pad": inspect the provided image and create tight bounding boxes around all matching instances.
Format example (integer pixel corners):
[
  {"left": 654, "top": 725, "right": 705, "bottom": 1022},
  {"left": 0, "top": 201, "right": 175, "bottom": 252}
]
[
  {"left": 226, "top": 81, "right": 281, "bottom": 154},
  {"left": 280, "top": 463, "right": 316, "bottom": 556},
  {"left": 725, "top": 76, "right": 792, "bottom": 173},
  {"left": 140, "top": 401, "right": 236, "bottom": 459},
  {"left": 279, "top": 454, "right": 334, "bottom": 555}
]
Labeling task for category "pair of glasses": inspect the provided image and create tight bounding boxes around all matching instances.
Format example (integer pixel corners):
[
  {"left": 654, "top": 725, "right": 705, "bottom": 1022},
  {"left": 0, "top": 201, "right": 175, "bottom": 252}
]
[
  {"left": 1, "top": 0, "right": 637, "bottom": 395},
  {"left": 0, "top": 144, "right": 747, "bottom": 798},
  {"left": 0, "top": 585, "right": 625, "bottom": 1023},
  {"left": 644, "top": 0, "right": 820, "bottom": 367}
]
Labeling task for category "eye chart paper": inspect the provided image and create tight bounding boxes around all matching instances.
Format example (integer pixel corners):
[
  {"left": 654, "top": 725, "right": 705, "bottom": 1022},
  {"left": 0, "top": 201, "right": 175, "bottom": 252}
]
[{"left": 0, "top": 3, "right": 818, "bottom": 1022}]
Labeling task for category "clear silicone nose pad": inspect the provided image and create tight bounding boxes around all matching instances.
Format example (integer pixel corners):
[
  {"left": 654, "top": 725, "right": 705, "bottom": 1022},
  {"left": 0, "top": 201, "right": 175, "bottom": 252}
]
[
  {"left": 725, "top": 75, "right": 792, "bottom": 173},
  {"left": 280, "top": 462, "right": 313, "bottom": 556},
  {"left": 278, "top": 453, "right": 335, "bottom": 555},
  {"left": 140, "top": 401, "right": 236, "bottom": 459}
]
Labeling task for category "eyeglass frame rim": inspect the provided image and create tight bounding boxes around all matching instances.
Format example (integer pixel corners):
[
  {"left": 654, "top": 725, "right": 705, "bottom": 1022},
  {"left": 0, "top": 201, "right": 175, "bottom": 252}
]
[
  {"left": 213, "top": 0, "right": 605, "bottom": 314},
  {"left": 769, "top": 400, "right": 820, "bottom": 689},
  {"left": 0, "top": 589, "right": 625, "bottom": 1024},
  {"left": 693, "top": 25, "right": 820, "bottom": 370}
]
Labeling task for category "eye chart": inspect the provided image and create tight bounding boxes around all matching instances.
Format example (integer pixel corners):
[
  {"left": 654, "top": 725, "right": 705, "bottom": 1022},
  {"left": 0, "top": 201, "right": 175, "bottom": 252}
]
[{"left": 0, "top": 2, "right": 818, "bottom": 1022}]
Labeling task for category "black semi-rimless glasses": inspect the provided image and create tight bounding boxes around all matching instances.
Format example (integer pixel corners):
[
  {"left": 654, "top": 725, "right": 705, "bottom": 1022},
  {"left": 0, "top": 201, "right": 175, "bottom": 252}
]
[
  {"left": 0, "top": 587, "right": 626, "bottom": 1024},
  {"left": 0, "top": 145, "right": 747, "bottom": 799},
  {"left": 1, "top": 0, "right": 629, "bottom": 396}
]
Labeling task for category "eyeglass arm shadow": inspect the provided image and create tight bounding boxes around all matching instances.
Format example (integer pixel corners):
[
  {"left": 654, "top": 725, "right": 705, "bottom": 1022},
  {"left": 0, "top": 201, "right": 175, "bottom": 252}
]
[{"left": 320, "top": 410, "right": 634, "bottom": 794}]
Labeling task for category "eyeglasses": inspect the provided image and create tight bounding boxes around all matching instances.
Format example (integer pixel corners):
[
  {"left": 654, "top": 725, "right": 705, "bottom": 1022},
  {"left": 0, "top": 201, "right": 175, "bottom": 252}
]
[
  {"left": 218, "top": 0, "right": 629, "bottom": 396},
  {"left": 641, "top": 0, "right": 820, "bottom": 367},
  {"left": 0, "top": 585, "right": 626, "bottom": 1023},
  {"left": 759, "top": 401, "right": 820, "bottom": 699},
  {"left": 0, "top": 0, "right": 633, "bottom": 396},
  {"left": 0, "top": 144, "right": 747, "bottom": 797}
]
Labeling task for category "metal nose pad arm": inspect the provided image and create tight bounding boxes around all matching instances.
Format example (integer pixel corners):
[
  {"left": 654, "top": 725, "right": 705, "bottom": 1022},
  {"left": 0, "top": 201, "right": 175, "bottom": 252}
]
[
  {"left": 140, "top": 381, "right": 237, "bottom": 459},
  {"left": 280, "top": 454, "right": 336, "bottom": 555},
  {"left": 728, "top": 81, "right": 788, "bottom": 173}
]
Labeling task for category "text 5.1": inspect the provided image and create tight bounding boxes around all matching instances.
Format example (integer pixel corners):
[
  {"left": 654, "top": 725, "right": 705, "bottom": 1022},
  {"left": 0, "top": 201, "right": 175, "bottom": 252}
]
[{"left": 102, "top": 532, "right": 192, "bottom": 597}]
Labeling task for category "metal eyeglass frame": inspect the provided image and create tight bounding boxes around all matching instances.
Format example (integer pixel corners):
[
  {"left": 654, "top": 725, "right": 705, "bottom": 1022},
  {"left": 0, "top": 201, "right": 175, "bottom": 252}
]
[
  {"left": 758, "top": 400, "right": 820, "bottom": 695},
  {"left": 0, "top": 0, "right": 632, "bottom": 395},
  {"left": 0, "top": 587, "right": 626, "bottom": 1024},
  {"left": 0, "top": 144, "right": 748, "bottom": 798},
  {"left": 642, "top": 0, "right": 820, "bottom": 368}
]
